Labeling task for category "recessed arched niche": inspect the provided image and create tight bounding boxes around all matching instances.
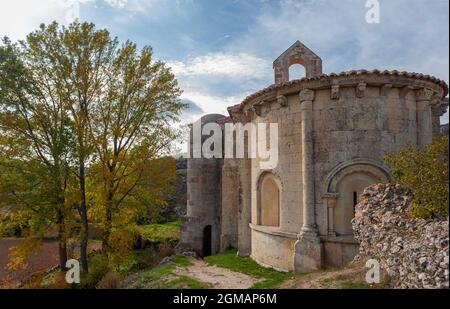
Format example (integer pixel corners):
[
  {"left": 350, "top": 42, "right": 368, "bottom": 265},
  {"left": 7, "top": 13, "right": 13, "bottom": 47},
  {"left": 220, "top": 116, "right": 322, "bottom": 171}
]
[{"left": 258, "top": 173, "right": 281, "bottom": 227}]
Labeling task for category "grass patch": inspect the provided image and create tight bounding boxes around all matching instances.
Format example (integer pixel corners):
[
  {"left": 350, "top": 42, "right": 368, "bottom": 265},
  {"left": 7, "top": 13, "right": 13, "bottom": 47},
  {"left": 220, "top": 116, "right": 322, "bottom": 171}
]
[
  {"left": 204, "top": 248, "right": 292, "bottom": 288},
  {"left": 115, "top": 248, "right": 162, "bottom": 275},
  {"left": 137, "top": 221, "right": 180, "bottom": 245}
]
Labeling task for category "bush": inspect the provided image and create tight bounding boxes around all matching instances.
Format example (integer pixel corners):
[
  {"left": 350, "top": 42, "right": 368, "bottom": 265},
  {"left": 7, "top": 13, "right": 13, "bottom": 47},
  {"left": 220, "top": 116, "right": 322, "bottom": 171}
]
[
  {"left": 80, "top": 254, "right": 110, "bottom": 288},
  {"left": 384, "top": 136, "right": 449, "bottom": 219},
  {"left": 96, "top": 271, "right": 121, "bottom": 289},
  {"left": 135, "top": 221, "right": 180, "bottom": 249}
]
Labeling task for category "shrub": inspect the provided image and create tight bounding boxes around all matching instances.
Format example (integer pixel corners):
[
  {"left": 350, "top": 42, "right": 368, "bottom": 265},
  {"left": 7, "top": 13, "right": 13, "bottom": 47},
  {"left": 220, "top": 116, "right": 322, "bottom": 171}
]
[
  {"left": 384, "top": 136, "right": 449, "bottom": 219},
  {"left": 80, "top": 254, "right": 109, "bottom": 288},
  {"left": 96, "top": 271, "right": 121, "bottom": 289},
  {"left": 135, "top": 221, "right": 180, "bottom": 248},
  {"left": 41, "top": 271, "right": 70, "bottom": 289},
  {"left": 157, "top": 242, "right": 175, "bottom": 259}
]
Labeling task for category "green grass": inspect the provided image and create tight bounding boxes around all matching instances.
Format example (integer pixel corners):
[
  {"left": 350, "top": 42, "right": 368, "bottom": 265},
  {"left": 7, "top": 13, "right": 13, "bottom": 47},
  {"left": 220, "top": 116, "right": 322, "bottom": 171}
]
[
  {"left": 137, "top": 255, "right": 210, "bottom": 289},
  {"left": 204, "top": 248, "right": 292, "bottom": 288},
  {"left": 115, "top": 248, "right": 161, "bottom": 274},
  {"left": 137, "top": 221, "right": 180, "bottom": 244},
  {"left": 164, "top": 275, "right": 212, "bottom": 289}
]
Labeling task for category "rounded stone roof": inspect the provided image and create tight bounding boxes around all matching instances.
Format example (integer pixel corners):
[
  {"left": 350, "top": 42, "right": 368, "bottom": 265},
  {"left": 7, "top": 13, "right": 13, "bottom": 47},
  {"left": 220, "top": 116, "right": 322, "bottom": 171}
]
[{"left": 231, "top": 69, "right": 448, "bottom": 112}]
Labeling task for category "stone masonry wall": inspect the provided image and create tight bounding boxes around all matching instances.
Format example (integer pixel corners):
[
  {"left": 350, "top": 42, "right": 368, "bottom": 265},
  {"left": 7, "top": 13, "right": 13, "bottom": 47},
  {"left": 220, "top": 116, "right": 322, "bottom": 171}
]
[{"left": 352, "top": 183, "right": 449, "bottom": 288}]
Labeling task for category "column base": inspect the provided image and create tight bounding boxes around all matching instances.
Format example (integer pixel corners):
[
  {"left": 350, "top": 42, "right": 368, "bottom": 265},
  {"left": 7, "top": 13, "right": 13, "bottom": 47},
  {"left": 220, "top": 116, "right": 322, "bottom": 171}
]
[{"left": 293, "top": 233, "right": 323, "bottom": 273}]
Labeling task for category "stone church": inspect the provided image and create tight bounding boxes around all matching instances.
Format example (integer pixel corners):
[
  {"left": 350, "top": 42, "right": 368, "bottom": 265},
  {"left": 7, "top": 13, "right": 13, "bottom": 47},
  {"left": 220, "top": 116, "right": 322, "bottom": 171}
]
[{"left": 180, "top": 41, "right": 449, "bottom": 272}]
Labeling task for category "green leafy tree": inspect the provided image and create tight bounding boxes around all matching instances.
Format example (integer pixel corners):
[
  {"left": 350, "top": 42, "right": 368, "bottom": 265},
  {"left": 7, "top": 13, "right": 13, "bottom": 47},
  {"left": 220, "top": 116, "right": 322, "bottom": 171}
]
[
  {"left": 1, "top": 21, "right": 184, "bottom": 276},
  {"left": 0, "top": 39, "right": 73, "bottom": 270},
  {"left": 23, "top": 21, "right": 118, "bottom": 273},
  {"left": 86, "top": 40, "right": 183, "bottom": 250},
  {"left": 384, "top": 136, "right": 449, "bottom": 219}
]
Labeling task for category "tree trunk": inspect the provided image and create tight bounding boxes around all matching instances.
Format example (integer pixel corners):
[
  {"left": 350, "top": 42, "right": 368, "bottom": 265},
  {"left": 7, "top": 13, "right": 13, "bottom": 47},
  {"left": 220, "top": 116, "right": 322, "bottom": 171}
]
[
  {"left": 56, "top": 209, "right": 68, "bottom": 271},
  {"left": 102, "top": 165, "right": 114, "bottom": 251},
  {"left": 79, "top": 159, "right": 89, "bottom": 274},
  {"left": 102, "top": 193, "right": 113, "bottom": 251},
  {"left": 54, "top": 165, "right": 68, "bottom": 272}
]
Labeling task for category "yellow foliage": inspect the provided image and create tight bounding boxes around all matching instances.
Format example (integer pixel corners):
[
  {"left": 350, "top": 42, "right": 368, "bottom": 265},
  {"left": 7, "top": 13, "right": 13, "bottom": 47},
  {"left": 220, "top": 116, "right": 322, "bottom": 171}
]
[
  {"left": 384, "top": 136, "right": 449, "bottom": 219},
  {"left": 6, "top": 238, "right": 41, "bottom": 270}
]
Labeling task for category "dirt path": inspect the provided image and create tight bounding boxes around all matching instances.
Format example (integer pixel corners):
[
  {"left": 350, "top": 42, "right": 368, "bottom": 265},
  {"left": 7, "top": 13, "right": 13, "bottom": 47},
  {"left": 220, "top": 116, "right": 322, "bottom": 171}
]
[
  {"left": 0, "top": 239, "right": 60, "bottom": 288},
  {"left": 281, "top": 262, "right": 371, "bottom": 289},
  {"left": 0, "top": 238, "right": 101, "bottom": 288},
  {"left": 173, "top": 258, "right": 261, "bottom": 289}
]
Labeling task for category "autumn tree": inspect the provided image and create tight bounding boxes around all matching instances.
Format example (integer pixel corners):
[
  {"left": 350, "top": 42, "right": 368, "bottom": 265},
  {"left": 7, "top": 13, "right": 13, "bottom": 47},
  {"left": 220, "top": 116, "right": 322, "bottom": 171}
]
[
  {"left": 0, "top": 38, "right": 73, "bottom": 270},
  {"left": 384, "top": 136, "right": 449, "bottom": 219},
  {"left": 23, "top": 22, "right": 119, "bottom": 273},
  {"left": 87, "top": 156, "right": 176, "bottom": 263},
  {"left": 1, "top": 21, "right": 184, "bottom": 274},
  {"left": 87, "top": 40, "right": 183, "bottom": 250}
]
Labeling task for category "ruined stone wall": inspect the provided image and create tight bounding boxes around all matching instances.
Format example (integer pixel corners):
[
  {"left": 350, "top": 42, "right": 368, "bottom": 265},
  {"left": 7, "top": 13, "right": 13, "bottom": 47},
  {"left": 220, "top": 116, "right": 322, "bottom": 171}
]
[{"left": 353, "top": 183, "right": 449, "bottom": 289}]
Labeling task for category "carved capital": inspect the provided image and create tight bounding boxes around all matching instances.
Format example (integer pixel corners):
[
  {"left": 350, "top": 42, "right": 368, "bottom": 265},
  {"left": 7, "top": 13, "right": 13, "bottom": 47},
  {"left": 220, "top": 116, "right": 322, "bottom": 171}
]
[
  {"left": 228, "top": 105, "right": 250, "bottom": 123},
  {"left": 251, "top": 102, "right": 262, "bottom": 116},
  {"left": 299, "top": 88, "right": 315, "bottom": 102},
  {"left": 400, "top": 86, "right": 414, "bottom": 99},
  {"left": 323, "top": 193, "right": 339, "bottom": 208},
  {"left": 356, "top": 82, "right": 367, "bottom": 98},
  {"left": 415, "top": 88, "right": 435, "bottom": 101},
  {"left": 330, "top": 80, "right": 340, "bottom": 100},
  {"left": 277, "top": 95, "right": 288, "bottom": 107},
  {"left": 434, "top": 97, "right": 449, "bottom": 116},
  {"left": 380, "top": 84, "right": 392, "bottom": 97}
]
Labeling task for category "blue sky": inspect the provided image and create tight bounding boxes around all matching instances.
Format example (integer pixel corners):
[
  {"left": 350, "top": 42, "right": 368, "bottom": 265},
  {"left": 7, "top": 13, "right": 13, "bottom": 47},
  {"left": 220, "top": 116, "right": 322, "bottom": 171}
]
[{"left": 1, "top": 0, "right": 449, "bottom": 125}]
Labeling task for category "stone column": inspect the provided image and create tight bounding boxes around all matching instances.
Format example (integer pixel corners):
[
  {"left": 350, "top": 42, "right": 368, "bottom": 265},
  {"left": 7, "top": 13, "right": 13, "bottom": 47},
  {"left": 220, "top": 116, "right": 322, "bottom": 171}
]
[
  {"left": 415, "top": 88, "right": 435, "bottom": 147},
  {"left": 294, "top": 88, "right": 323, "bottom": 273},
  {"left": 323, "top": 193, "right": 338, "bottom": 237},
  {"left": 299, "top": 89, "right": 317, "bottom": 236}
]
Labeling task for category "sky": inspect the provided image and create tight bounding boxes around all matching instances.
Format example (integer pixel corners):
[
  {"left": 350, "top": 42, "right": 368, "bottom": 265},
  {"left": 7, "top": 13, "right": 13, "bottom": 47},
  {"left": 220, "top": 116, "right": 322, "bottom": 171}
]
[{"left": 0, "top": 0, "right": 449, "bottom": 131}]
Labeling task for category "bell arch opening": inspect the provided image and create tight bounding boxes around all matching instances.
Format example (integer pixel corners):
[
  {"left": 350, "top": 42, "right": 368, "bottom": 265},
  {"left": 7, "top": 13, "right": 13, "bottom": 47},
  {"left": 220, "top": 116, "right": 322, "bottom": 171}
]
[{"left": 288, "top": 63, "right": 306, "bottom": 81}]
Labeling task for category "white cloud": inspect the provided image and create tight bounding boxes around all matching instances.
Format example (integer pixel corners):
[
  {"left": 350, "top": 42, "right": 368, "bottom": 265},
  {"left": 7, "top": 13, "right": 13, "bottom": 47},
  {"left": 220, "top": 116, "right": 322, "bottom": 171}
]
[
  {"left": 167, "top": 53, "right": 271, "bottom": 79},
  {"left": 0, "top": 0, "right": 140, "bottom": 41},
  {"left": 165, "top": 52, "right": 270, "bottom": 124},
  {"left": 0, "top": 0, "right": 97, "bottom": 41},
  {"left": 228, "top": 0, "right": 449, "bottom": 122},
  {"left": 180, "top": 90, "right": 246, "bottom": 119},
  {"left": 103, "top": 0, "right": 127, "bottom": 8}
]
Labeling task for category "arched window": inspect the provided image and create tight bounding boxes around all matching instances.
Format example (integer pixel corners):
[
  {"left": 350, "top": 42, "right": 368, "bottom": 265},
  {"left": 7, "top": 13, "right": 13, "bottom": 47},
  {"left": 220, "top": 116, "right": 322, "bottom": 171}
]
[
  {"left": 323, "top": 160, "right": 392, "bottom": 237},
  {"left": 258, "top": 173, "right": 281, "bottom": 227}
]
